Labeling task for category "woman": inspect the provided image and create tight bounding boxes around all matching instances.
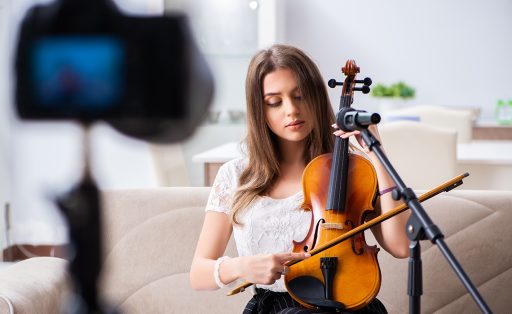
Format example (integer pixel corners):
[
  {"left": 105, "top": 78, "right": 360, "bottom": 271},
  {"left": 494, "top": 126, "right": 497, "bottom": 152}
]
[{"left": 190, "top": 44, "right": 410, "bottom": 313}]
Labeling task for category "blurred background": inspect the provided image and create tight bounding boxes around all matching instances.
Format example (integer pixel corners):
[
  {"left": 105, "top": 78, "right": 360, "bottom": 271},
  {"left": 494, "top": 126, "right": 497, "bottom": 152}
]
[{"left": 1, "top": 0, "right": 511, "bottom": 259}]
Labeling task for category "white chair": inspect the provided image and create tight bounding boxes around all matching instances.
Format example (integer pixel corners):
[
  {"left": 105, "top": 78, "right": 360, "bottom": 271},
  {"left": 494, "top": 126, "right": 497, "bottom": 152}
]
[
  {"left": 386, "top": 105, "right": 473, "bottom": 142},
  {"left": 149, "top": 143, "right": 190, "bottom": 186},
  {"left": 377, "top": 120, "right": 458, "bottom": 190}
]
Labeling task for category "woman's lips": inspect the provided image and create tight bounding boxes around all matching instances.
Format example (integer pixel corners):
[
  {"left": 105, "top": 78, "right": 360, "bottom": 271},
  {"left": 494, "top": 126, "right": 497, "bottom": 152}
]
[{"left": 285, "top": 120, "right": 305, "bottom": 129}]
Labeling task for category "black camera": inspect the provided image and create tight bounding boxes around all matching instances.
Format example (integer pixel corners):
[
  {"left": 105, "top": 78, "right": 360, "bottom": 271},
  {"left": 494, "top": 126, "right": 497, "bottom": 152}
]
[
  {"left": 15, "top": 0, "right": 213, "bottom": 143},
  {"left": 14, "top": 1, "right": 215, "bottom": 312}
]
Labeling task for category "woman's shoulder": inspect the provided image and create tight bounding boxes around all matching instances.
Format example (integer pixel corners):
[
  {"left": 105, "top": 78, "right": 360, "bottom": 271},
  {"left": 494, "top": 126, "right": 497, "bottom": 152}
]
[
  {"left": 206, "top": 157, "right": 248, "bottom": 214},
  {"left": 219, "top": 157, "right": 248, "bottom": 177},
  {"left": 210, "top": 157, "right": 248, "bottom": 189}
]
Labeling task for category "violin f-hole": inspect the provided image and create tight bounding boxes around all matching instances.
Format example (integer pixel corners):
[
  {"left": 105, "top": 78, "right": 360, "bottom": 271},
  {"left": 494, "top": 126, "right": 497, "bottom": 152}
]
[
  {"left": 305, "top": 218, "right": 326, "bottom": 252},
  {"left": 345, "top": 220, "right": 364, "bottom": 255}
]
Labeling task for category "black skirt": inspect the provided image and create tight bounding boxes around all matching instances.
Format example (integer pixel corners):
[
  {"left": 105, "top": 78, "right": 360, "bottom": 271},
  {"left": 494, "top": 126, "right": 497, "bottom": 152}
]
[{"left": 242, "top": 288, "right": 387, "bottom": 314}]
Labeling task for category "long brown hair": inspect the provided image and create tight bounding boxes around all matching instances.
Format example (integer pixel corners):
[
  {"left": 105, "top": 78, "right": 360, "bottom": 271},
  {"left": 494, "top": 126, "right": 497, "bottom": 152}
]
[{"left": 231, "top": 44, "right": 335, "bottom": 224}]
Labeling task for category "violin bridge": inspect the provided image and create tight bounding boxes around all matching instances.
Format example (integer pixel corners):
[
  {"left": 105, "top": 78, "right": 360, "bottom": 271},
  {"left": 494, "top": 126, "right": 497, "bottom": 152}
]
[{"left": 321, "top": 223, "right": 344, "bottom": 230}]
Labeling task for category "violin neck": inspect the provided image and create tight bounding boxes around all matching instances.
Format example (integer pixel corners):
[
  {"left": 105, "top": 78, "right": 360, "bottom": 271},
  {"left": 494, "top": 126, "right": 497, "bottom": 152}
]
[{"left": 326, "top": 95, "right": 352, "bottom": 212}]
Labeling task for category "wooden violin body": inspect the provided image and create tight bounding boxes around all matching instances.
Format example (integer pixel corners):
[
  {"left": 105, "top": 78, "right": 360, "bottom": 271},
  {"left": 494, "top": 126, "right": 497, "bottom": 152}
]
[{"left": 285, "top": 152, "right": 381, "bottom": 311}]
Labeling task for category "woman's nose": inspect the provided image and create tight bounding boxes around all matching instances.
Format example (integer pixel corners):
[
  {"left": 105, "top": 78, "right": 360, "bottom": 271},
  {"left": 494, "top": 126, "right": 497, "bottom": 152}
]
[{"left": 284, "top": 98, "right": 300, "bottom": 115}]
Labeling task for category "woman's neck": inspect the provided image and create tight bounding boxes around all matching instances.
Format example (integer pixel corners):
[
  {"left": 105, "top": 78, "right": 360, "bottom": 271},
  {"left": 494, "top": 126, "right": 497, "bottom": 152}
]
[
  {"left": 267, "top": 140, "right": 306, "bottom": 199},
  {"left": 277, "top": 140, "right": 306, "bottom": 166}
]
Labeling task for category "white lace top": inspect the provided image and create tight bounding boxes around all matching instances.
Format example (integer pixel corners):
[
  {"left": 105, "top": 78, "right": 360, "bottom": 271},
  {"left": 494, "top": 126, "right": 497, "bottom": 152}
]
[{"left": 205, "top": 157, "right": 311, "bottom": 292}]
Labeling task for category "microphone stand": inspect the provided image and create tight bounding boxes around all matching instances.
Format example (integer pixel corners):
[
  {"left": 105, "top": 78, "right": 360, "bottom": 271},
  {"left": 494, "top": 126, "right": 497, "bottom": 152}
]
[{"left": 356, "top": 126, "right": 492, "bottom": 314}]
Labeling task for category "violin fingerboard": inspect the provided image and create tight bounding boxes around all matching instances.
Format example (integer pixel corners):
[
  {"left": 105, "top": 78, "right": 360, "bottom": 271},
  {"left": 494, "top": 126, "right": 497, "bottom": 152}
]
[{"left": 326, "top": 136, "right": 349, "bottom": 211}]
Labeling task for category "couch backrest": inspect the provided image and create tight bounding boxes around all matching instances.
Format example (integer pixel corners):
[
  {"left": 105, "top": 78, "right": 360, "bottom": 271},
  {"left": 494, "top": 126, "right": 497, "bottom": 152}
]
[{"left": 98, "top": 187, "right": 512, "bottom": 314}]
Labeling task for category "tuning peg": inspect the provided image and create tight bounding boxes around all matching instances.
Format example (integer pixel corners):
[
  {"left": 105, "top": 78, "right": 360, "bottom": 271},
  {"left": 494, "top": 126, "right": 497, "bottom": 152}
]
[
  {"left": 354, "top": 86, "right": 371, "bottom": 94},
  {"left": 355, "top": 77, "right": 372, "bottom": 86},
  {"left": 328, "top": 79, "right": 343, "bottom": 88}
]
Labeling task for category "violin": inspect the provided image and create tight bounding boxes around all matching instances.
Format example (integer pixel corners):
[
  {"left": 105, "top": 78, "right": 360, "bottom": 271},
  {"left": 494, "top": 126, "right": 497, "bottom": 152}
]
[{"left": 282, "top": 60, "right": 379, "bottom": 311}]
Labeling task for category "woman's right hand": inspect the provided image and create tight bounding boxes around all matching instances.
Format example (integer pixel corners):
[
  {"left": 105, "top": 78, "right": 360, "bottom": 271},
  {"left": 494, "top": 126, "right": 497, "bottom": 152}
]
[{"left": 236, "top": 252, "right": 310, "bottom": 285}]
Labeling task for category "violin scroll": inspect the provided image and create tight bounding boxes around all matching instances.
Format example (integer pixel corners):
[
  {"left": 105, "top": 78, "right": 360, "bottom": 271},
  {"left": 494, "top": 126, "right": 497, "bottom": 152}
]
[{"left": 328, "top": 60, "right": 372, "bottom": 94}]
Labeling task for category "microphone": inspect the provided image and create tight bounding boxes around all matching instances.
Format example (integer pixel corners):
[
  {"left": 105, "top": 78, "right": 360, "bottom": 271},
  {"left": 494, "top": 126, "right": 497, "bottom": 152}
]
[{"left": 337, "top": 108, "right": 381, "bottom": 132}]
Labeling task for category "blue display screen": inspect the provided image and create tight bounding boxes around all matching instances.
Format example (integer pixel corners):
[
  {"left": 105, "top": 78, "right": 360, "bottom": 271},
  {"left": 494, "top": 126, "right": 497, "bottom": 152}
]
[{"left": 31, "top": 36, "right": 124, "bottom": 111}]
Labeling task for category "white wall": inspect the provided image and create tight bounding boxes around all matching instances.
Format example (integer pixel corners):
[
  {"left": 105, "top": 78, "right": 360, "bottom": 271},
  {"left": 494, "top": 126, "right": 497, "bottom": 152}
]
[{"left": 279, "top": 0, "right": 512, "bottom": 121}]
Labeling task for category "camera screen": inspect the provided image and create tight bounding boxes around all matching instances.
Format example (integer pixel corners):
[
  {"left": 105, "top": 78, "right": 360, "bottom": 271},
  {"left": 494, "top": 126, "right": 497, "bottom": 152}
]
[{"left": 31, "top": 36, "right": 125, "bottom": 113}]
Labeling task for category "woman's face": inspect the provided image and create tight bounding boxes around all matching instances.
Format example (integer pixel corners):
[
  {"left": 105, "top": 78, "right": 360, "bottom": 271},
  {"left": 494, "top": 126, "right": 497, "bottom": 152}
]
[{"left": 262, "top": 68, "right": 313, "bottom": 145}]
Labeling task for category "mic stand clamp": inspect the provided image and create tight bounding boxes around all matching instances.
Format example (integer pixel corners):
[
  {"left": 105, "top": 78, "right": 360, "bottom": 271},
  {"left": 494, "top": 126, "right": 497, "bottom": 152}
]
[
  {"left": 405, "top": 212, "right": 425, "bottom": 314},
  {"left": 357, "top": 127, "right": 492, "bottom": 314}
]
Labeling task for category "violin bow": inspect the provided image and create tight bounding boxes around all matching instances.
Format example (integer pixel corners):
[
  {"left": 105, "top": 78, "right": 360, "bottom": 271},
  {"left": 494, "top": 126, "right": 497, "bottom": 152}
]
[{"left": 227, "top": 172, "right": 469, "bottom": 296}]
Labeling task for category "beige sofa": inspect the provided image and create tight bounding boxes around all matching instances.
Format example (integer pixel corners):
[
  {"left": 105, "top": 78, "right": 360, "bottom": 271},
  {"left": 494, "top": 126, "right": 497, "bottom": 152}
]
[{"left": 1, "top": 187, "right": 511, "bottom": 313}]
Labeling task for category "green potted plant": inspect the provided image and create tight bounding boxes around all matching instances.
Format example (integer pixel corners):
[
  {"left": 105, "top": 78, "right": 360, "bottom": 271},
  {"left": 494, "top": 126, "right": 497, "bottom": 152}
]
[
  {"left": 371, "top": 81, "right": 415, "bottom": 99},
  {"left": 371, "top": 81, "right": 415, "bottom": 117}
]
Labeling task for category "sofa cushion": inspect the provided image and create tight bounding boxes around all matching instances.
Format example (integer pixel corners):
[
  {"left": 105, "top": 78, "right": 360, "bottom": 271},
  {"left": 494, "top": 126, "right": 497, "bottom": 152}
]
[{"left": 118, "top": 273, "right": 250, "bottom": 314}]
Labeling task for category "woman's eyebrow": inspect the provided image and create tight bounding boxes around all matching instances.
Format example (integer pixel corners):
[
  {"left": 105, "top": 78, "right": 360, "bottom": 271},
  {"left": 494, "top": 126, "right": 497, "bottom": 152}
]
[{"left": 264, "top": 87, "right": 299, "bottom": 97}]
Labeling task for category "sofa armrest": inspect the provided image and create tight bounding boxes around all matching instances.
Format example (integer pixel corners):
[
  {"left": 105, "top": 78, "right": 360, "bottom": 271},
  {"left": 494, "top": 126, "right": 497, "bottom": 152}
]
[
  {"left": 0, "top": 257, "right": 70, "bottom": 314},
  {"left": 0, "top": 294, "right": 14, "bottom": 314}
]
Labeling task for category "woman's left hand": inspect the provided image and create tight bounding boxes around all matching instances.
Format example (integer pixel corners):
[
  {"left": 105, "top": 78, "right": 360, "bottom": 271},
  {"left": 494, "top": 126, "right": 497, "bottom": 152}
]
[{"left": 332, "top": 124, "right": 382, "bottom": 154}]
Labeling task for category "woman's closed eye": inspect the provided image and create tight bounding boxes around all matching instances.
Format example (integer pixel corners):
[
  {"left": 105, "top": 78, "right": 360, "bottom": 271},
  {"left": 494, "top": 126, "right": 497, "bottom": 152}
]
[
  {"left": 265, "top": 94, "right": 302, "bottom": 107},
  {"left": 266, "top": 99, "right": 282, "bottom": 107}
]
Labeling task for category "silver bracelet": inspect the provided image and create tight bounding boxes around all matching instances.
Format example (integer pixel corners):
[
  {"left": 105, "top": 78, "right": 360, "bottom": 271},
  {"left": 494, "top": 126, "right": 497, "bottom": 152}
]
[{"left": 213, "top": 256, "right": 231, "bottom": 288}]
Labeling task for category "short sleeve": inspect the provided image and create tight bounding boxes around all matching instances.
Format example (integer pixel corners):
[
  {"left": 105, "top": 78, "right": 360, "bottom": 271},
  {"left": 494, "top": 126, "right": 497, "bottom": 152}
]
[{"left": 205, "top": 158, "right": 244, "bottom": 214}]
